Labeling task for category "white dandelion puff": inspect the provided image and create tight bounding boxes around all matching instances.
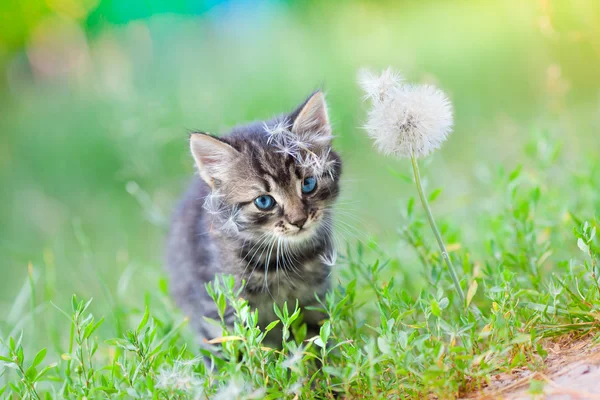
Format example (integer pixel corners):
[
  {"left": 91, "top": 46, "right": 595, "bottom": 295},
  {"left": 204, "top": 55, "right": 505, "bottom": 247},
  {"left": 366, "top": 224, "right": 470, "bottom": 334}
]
[{"left": 359, "top": 68, "right": 453, "bottom": 159}]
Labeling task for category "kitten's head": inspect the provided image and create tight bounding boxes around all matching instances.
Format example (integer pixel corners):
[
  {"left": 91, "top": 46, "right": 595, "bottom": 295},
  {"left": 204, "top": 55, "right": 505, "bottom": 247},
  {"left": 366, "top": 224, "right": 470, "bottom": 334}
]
[{"left": 190, "top": 91, "right": 341, "bottom": 244}]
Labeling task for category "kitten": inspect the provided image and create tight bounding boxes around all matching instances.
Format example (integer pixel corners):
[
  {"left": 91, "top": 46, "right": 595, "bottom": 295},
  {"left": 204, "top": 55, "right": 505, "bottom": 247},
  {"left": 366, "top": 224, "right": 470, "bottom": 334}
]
[{"left": 166, "top": 91, "right": 342, "bottom": 347}]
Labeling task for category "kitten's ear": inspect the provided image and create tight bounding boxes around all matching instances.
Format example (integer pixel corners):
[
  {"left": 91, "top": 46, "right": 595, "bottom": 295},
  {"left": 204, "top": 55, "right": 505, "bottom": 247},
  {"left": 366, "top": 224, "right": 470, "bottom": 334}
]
[
  {"left": 290, "top": 91, "right": 332, "bottom": 148},
  {"left": 190, "top": 133, "right": 239, "bottom": 188}
]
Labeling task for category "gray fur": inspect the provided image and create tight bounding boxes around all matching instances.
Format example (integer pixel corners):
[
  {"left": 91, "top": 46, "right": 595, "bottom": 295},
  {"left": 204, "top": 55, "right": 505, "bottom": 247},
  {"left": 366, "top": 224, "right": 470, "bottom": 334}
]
[{"left": 166, "top": 92, "right": 342, "bottom": 347}]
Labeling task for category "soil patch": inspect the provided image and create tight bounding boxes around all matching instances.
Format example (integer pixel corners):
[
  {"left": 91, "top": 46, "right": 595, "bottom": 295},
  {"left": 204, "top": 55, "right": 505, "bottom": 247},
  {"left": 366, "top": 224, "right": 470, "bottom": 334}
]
[{"left": 464, "top": 334, "right": 600, "bottom": 399}]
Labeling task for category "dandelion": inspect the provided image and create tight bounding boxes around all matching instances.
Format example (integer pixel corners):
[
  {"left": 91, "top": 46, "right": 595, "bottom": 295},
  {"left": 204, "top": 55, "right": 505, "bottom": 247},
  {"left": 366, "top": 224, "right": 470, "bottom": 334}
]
[
  {"left": 359, "top": 69, "right": 453, "bottom": 159},
  {"left": 358, "top": 67, "right": 467, "bottom": 307}
]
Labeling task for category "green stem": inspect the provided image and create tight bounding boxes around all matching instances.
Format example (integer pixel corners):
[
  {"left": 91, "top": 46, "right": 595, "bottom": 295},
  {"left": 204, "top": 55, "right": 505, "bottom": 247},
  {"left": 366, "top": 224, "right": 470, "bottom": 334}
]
[{"left": 410, "top": 152, "right": 466, "bottom": 306}]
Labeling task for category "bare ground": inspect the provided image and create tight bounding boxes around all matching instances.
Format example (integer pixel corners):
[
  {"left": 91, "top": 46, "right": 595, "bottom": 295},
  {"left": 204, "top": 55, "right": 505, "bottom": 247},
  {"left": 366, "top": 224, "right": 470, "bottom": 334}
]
[{"left": 464, "top": 334, "right": 600, "bottom": 400}]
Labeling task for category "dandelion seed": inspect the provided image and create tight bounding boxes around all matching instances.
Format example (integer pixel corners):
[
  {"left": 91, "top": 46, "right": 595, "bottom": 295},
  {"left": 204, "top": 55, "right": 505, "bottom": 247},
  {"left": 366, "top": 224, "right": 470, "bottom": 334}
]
[
  {"left": 214, "top": 379, "right": 265, "bottom": 400},
  {"left": 282, "top": 349, "right": 304, "bottom": 372},
  {"left": 358, "top": 66, "right": 403, "bottom": 102},
  {"left": 319, "top": 248, "right": 337, "bottom": 267},
  {"left": 203, "top": 190, "right": 241, "bottom": 234},
  {"left": 156, "top": 361, "right": 203, "bottom": 392},
  {"left": 264, "top": 120, "right": 293, "bottom": 146},
  {"left": 359, "top": 68, "right": 453, "bottom": 159},
  {"left": 263, "top": 120, "right": 334, "bottom": 178},
  {"left": 203, "top": 191, "right": 226, "bottom": 215},
  {"left": 221, "top": 206, "right": 241, "bottom": 234}
]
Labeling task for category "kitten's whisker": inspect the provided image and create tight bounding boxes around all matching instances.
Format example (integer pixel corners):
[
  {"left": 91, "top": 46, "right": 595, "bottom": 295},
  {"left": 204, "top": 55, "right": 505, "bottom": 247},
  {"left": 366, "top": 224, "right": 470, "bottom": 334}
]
[
  {"left": 320, "top": 221, "right": 347, "bottom": 253},
  {"left": 240, "top": 233, "right": 264, "bottom": 262},
  {"left": 321, "top": 218, "right": 365, "bottom": 246},
  {"left": 252, "top": 235, "right": 274, "bottom": 295},
  {"left": 242, "top": 233, "right": 271, "bottom": 276},
  {"left": 276, "top": 237, "right": 282, "bottom": 295},
  {"left": 282, "top": 241, "right": 304, "bottom": 282},
  {"left": 263, "top": 237, "right": 277, "bottom": 299},
  {"left": 279, "top": 240, "right": 295, "bottom": 287},
  {"left": 246, "top": 234, "right": 274, "bottom": 286}
]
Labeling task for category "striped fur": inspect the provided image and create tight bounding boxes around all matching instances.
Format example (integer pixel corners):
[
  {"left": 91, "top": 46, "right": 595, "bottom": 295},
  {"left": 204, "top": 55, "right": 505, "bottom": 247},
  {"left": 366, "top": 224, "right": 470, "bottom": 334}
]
[{"left": 166, "top": 92, "right": 341, "bottom": 347}]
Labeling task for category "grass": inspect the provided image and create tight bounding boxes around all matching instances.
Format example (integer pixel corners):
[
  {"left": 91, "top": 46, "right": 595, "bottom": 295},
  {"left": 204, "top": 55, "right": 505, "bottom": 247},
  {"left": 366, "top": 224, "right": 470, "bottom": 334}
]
[
  {"left": 2, "top": 1, "right": 600, "bottom": 398},
  {"left": 1, "top": 137, "right": 600, "bottom": 398}
]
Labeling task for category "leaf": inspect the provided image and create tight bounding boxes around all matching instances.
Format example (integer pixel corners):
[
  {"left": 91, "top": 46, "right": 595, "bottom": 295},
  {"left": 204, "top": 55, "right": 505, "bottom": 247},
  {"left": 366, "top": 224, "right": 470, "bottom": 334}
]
[
  {"left": 205, "top": 336, "right": 245, "bottom": 344},
  {"left": 82, "top": 297, "right": 94, "bottom": 313},
  {"left": 0, "top": 355, "right": 13, "bottom": 363},
  {"left": 406, "top": 197, "right": 415, "bottom": 217},
  {"left": 466, "top": 280, "right": 478, "bottom": 307},
  {"left": 71, "top": 294, "right": 78, "bottom": 312},
  {"left": 320, "top": 321, "right": 331, "bottom": 345},
  {"left": 16, "top": 346, "right": 24, "bottom": 365},
  {"left": 36, "top": 363, "right": 58, "bottom": 381},
  {"left": 105, "top": 338, "right": 136, "bottom": 351},
  {"left": 430, "top": 300, "right": 441, "bottom": 317},
  {"left": 508, "top": 165, "right": 522, "bottom": 182},
  {"left": 313, "top": 338, "right": 325, "bottom": 349},
  {"left": 428, "top": 188, "right": 443, "bottom": 202},
  {"left": 136, "top": 307, "right": 150, "bottom": 333},
  {"left": 84, "top": 317, "right": 105, "bottom": 339},
  {"left": 577, "top": 238, "right": 590, "bottom": 254},
  {"left": 217, "top": 293, "right": 226, "bottom": 317},
  {"left": 439, "top": 297, "right": 449, "bottom": 310},
  {"left": 25, "top": 365, "right": 37, "bottom": 381},
  {"left": 31, "top": 348, "right": 47, "bottom": 368},
  {"left": 377, "top": 337, "right": 391, "bottom": 354},
  {"left": 264, "top": 320, "right": 280, "bottom": 333}
]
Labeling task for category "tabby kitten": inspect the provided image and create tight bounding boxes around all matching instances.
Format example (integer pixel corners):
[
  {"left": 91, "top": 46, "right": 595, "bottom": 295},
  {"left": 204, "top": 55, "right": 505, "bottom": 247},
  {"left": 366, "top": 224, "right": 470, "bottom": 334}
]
[{"left": 166, "top": 91, "right": 341, "bottom": 346}]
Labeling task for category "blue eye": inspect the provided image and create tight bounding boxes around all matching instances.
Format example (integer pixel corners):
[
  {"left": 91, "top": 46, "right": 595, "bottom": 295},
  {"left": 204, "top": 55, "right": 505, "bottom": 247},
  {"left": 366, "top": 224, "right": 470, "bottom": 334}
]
[
  {"left": 254, "top": 195, "right": 276, "bottom": 210},
  {"left": 301, "top": 177, "right": 317, "bottom": 194}
]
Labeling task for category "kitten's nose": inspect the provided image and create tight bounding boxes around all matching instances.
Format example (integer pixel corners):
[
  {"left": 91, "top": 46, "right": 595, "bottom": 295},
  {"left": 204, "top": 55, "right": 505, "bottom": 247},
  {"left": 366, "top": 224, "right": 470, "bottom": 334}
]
[{"left": 288, "top": 215, "right": 307, "bottom": 229}]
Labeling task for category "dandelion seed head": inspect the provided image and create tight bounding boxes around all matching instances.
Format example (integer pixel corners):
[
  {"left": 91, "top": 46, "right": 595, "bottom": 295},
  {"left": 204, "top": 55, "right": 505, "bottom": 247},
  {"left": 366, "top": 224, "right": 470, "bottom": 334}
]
[{"left": 359, "top": 68, "right": 454, "bottom": 159}]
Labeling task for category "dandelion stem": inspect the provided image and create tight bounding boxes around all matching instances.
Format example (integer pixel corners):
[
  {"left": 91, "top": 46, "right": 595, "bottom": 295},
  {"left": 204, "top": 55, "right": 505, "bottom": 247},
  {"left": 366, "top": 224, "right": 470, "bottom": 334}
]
[{"left": 410, "top": 152, "right": 466, "bottom": 306}]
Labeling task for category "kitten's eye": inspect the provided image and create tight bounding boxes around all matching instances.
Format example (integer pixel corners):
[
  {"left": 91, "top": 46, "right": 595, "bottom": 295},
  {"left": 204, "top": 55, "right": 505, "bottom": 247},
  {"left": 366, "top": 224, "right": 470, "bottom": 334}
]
[
  {"left": 301, "top": 176, "right": 317, "bottom": 194},
  {"left": 254, "top": 195, "right": 276, "bottom": 211}
]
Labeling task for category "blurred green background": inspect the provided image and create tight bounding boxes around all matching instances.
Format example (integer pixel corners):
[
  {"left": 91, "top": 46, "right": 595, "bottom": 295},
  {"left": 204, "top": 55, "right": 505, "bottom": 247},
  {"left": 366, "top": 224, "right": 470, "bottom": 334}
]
[{"left": 1, "top": 0, "right": 600, "bottom": 324}]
